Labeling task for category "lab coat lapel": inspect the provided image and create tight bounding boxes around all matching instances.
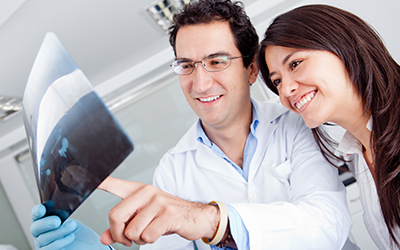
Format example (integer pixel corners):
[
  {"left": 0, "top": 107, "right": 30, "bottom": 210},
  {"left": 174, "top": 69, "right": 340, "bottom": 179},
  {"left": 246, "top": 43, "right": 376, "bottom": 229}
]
[
  {"left": 247, "top": 121, "right": 278, "bottom": 182},
  {"left": 247, "top": 100, "right": 287, "bottom": 182},
  {"left": 195, "top": 143, "right": 246, "bottom": 183},
  {"left": 170, "top": 121, "right": 243, "bottom": 182}
]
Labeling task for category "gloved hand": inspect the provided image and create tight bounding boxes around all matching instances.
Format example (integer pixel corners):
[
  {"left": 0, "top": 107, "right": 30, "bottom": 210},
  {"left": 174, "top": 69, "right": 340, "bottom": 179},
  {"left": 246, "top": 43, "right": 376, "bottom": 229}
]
[{"left": 30, "top": 204, "right": 111, "bottom": 250}]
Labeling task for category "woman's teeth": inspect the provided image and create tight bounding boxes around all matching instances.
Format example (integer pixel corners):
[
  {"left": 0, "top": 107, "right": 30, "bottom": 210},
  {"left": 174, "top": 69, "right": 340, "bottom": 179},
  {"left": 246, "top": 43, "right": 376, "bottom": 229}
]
[
  {"left": 199, "top": 95, "right": 221, "bottom": 102},
  {"left": 295, "top": 92, "right": 315, "bottom": 110}
]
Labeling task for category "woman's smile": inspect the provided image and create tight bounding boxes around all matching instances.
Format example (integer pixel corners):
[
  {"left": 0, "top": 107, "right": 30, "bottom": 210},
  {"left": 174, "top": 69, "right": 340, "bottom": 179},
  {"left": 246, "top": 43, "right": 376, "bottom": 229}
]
[{"left": 293, "top": 90, "right": 317, "bottom": 112}]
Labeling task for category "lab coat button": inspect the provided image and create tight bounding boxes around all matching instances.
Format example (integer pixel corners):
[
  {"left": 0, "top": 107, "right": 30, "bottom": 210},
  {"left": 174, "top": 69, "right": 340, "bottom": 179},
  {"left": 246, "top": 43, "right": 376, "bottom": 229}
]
[{"left": 249, "top": 192, "right": 257, "bottom": 201}]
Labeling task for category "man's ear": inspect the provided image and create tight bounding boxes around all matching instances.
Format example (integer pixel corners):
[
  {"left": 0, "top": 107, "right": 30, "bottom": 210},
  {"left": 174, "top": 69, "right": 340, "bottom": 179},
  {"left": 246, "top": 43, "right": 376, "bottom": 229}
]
[{"left": 248, "top": 59, "right": 259, "bottom": 85}]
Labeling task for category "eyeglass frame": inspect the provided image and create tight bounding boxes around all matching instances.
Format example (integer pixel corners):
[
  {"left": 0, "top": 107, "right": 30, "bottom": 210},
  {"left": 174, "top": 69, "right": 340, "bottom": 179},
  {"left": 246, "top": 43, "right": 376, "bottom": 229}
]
[{"left": 170, "top": 54, "right": 247, "bottom": 75}]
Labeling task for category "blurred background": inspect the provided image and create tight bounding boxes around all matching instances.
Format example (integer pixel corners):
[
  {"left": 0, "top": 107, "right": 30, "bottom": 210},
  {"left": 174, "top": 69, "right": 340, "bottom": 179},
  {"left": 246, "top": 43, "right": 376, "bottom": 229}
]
[{"left": 0, "top": 0, "right": 398, "bottom": 249}]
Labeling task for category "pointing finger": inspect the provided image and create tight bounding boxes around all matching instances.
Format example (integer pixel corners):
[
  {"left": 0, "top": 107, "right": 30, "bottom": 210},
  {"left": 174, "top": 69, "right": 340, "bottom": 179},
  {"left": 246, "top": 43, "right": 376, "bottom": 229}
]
[{"left": 97, "top": 177, "right": 145, "bottom": 199}]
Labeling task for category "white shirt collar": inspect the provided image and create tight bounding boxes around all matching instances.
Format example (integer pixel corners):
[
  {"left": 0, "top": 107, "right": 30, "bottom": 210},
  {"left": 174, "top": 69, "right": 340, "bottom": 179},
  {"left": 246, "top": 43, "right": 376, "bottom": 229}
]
[{"left": 338, "top": 117, "right": 372, "bottom": 154}]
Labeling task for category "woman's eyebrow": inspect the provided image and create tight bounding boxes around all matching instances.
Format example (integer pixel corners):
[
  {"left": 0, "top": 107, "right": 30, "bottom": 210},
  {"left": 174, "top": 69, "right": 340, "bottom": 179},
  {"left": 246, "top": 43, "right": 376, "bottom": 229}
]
[
  {"left": 268, "top": 50, "right": 300, "bottom": 79},
  {"left": 282, "top": 50, "right": 300, "bottom": 65}
]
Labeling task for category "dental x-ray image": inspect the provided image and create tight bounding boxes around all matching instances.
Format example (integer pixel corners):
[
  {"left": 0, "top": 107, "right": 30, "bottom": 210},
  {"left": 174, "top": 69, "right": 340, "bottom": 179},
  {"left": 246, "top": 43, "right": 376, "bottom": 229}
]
[{"left": 22, "top": 32, "right": 134, "bottom": 222}]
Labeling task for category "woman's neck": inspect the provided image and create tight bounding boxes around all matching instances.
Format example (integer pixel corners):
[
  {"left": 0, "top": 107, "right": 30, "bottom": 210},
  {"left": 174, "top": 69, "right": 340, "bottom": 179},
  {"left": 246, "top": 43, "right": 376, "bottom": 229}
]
[
  {"left": 337, "top": 110, "right": 374, "bottom": 174},
  {"left": 346, "top": 116, "right": 372, "bottom": 153}
]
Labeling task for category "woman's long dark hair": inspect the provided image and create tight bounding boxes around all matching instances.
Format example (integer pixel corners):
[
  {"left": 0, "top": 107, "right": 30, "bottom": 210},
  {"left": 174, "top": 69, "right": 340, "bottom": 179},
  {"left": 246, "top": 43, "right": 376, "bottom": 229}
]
[{"left": 258, "top": 4, "right": 400, "bottom": 246}]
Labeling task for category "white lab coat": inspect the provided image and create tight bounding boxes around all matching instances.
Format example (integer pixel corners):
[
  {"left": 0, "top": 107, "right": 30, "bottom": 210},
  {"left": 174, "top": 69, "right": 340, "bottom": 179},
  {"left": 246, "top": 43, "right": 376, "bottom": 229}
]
[{"left": 141, "top": 100, "right": 352, "bottom": 250}]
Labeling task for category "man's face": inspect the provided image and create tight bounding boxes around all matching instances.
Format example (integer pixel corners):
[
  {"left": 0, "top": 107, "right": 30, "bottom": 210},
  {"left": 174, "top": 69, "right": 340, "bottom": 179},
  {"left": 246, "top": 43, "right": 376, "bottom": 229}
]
[{"left": 175, "top": 21, "right": 257, "bottom": 132}]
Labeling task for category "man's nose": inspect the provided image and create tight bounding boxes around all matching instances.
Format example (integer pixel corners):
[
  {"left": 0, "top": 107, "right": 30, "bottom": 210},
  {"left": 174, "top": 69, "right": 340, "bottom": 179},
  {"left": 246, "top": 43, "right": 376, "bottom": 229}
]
[{"left": 192, "top": 63, "right": 213, "bottom": 93}]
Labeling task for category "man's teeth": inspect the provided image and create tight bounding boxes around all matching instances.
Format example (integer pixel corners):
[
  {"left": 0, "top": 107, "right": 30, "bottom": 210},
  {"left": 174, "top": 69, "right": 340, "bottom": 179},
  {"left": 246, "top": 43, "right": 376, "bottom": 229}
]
[
  {"left": 199, "top": 95, "right": 221, "bottom": 102},
  {"left": 295, "top": 92, "right": 315, "bottom": 110}
]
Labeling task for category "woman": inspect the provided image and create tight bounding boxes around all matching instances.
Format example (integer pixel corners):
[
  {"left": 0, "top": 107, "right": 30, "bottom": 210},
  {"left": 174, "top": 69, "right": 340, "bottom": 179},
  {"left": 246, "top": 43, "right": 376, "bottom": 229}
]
[{"left": 258, "top": 4, "right": 400, "bottom": 249}]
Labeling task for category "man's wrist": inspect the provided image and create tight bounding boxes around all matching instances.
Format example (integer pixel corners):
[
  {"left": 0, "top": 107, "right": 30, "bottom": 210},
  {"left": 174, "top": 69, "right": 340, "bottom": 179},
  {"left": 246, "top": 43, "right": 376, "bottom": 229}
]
[
  {"left": 201, "top": 201, "right": 220, "bottom": 239},
  {"left": 202, "top": 201, "right": 228, "bottom": 245},
  {"left": 216, "top": 221, "right": 236, "bottom": 248}
]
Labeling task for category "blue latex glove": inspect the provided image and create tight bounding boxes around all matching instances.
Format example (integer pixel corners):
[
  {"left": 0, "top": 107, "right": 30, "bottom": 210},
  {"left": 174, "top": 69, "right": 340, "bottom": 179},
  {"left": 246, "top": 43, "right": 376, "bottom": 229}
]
[{"left": 30, "top": 204, "right": 111, "bottom": 250}]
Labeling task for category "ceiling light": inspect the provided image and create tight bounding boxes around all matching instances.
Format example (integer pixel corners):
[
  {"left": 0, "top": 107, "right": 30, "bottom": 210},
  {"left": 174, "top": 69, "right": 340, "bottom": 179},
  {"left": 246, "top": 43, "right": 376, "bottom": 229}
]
[
  {"left": 147, "top": 0, "right": 196, "bottom": 32},
  {"left": 0, "top": 96, "right": 22, "bottom": 121}
]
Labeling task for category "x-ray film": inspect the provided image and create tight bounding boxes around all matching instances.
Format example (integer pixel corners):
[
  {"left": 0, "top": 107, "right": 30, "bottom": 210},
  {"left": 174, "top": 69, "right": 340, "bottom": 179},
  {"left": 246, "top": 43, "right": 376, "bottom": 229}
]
[{"left": 22, "top": 32, "right": 134, "bottom": 222}]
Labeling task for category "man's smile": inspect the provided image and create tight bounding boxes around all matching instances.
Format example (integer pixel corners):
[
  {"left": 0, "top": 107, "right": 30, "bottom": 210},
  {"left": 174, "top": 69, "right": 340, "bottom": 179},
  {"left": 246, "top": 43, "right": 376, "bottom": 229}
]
[{"left": 198, "top": 95, "right": 221, "bottom": 102}]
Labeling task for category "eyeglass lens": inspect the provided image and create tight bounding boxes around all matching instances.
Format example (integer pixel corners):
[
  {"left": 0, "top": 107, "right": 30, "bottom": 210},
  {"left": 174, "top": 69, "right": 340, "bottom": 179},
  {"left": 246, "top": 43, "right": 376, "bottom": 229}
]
[{"left": 172, "top": 55, "right": 232, "bottom": 75}]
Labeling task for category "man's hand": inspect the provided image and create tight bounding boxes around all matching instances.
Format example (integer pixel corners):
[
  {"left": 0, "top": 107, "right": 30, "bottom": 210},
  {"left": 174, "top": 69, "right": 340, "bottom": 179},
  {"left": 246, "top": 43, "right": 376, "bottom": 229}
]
[{"left": 98, "top": 177, "right": 220, "bottom": 247}]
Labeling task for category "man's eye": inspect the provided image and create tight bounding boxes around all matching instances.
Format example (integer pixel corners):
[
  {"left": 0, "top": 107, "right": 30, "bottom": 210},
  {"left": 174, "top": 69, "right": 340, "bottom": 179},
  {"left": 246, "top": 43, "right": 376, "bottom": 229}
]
[
  {"left": 180, "top": 63, "right": 193, "bottom": 69},
  {"left": 290, "top": 60, "right": 302, "bottom": 70},
  {"left": 211, "top": 60, "right": 222, "bottom": 65},
  {"left": 209, "top": 58, "right": 228, "bottom": 65}
]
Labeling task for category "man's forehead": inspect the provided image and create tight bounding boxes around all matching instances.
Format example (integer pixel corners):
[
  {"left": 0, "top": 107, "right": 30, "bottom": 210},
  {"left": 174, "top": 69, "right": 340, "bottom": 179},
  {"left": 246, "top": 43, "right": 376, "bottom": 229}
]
[{"left": 174, "top": 22, "right": 238, "bottom": 59}]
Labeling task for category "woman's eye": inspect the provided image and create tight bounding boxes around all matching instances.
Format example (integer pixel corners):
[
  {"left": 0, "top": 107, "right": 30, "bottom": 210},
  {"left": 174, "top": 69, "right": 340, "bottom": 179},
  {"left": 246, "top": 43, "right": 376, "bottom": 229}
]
[
  {"left": 272, "top": 78, "right": 281, "bottom": 87},
  {"left": 290, "top": 60, "right": 302, "bottom": 70}
]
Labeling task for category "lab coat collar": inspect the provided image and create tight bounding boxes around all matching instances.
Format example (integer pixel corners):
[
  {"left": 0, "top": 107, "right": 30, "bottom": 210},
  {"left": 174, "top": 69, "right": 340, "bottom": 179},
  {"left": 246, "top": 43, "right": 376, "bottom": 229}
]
[
  {"left": 170, "top": 100, "right": 289, "bottom": 181},
  {"left": 170, "top": 99, "right": 288, "bottom": 155},
  {"left": 196, "top": 99, "right": 260, "bottom": 148},
  {"left": 196, "top": 143, "right": 247, "bottom": 183},
  {"left": 170, "top": 122, "right": 199, "bottom": 154},
  {"left": 252, "top": 99, "right": 288, "bottom": 125},
  {"left": 169, "top": 122, "right": 247, "bottom": 183}
]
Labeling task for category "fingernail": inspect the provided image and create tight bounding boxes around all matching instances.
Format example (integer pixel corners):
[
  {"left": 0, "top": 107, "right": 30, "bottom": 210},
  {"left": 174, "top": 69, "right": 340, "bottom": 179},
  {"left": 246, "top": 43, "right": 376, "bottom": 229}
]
[{"left": 124, "top": 241, "right": 133, "bottom": 247}]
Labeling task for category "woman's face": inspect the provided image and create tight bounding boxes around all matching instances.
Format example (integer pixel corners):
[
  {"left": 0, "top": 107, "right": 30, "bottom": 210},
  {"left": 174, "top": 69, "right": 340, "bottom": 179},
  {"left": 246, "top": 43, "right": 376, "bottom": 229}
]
[{"left": 264, "top": 46, "right": 357, "bottom": 128}]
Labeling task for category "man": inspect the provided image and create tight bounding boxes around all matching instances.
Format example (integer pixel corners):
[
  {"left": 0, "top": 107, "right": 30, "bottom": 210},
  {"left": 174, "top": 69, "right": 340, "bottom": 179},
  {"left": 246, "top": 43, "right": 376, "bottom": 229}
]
[{"left": 30, "top": 0, "right": 352, "bottom": 249}]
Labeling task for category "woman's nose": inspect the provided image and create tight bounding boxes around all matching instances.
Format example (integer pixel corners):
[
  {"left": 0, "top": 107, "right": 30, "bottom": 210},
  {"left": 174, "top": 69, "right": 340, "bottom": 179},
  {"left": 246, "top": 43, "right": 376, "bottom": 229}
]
[{"left": 280, "top": 78, "right": 299, "bottom": 97}]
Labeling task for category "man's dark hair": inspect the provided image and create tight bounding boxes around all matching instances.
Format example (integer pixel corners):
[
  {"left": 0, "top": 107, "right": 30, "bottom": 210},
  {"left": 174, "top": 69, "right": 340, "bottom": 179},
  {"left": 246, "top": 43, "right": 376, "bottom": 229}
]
[{"left": 169, "top": 0, "right": 259, "bottom": 68}]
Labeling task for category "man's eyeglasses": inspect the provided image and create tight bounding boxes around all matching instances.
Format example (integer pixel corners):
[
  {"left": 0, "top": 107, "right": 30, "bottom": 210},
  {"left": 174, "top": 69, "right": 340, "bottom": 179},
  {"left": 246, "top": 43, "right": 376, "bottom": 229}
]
[{"left": 170, "top": 55, "right": 245, "bottom": 75}]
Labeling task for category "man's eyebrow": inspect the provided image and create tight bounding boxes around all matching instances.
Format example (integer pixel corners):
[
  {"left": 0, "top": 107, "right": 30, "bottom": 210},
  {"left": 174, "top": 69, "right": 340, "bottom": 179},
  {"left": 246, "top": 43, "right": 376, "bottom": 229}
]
[
  {"left": 208, "top": 52, "right": 230, "bottom": 57},
  {"left": 268, "top": 50, "right": 300, "bottom": 79},
  {"left": 174, "top": 57, "right": 191, "bottom": 61},
  {"left": 175, "top": 51, "right": 231, "bottom": 61}
]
